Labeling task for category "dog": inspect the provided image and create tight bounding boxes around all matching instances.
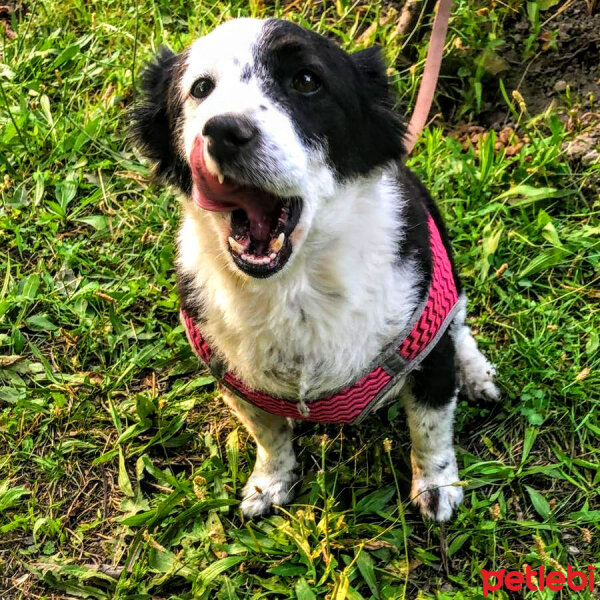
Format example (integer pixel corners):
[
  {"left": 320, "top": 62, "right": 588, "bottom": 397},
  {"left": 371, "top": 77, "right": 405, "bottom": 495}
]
[{"left": 131, "top": 17, "right": 499, "bottom": 521}]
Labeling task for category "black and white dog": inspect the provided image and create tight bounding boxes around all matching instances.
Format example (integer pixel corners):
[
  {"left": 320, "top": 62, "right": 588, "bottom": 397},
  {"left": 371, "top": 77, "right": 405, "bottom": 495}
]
[{"left": 131, "top": 18, "right": 499, "bottom": 521}]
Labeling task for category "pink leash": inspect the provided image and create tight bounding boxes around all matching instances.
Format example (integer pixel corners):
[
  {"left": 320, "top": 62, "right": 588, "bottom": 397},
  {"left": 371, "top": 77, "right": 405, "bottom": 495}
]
[{"left": 404, "top": 0, "right": 453, "bottom": 155}]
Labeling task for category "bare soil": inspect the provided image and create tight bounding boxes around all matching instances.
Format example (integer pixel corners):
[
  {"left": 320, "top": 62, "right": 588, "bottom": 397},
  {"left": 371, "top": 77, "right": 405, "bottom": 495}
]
[
  {"left": 504, "top": 1, "right": 599, "bottom": 114},
  {"left": 479, "top": 1, "right": 600, "bottom": 124}
]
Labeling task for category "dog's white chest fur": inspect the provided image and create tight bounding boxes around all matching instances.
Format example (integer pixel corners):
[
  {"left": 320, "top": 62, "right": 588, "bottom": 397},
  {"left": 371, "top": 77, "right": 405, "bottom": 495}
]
[{"left": 177, "top": 170, "right": 420, "bottom": 399}]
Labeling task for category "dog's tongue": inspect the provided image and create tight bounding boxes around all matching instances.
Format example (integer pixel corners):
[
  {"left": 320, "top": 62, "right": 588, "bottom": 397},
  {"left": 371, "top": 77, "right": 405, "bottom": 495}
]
[{"left": 190, "top": 137, "right": 279, "bottom": 241}]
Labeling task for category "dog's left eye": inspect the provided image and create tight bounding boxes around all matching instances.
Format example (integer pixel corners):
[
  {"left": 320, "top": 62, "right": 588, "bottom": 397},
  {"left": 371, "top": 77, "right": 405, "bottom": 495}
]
[
  {"left": 191, "top": 78, "right": 215, "bottom": 99},
  {"left": 291, "top": 70, "right": 321, "bottom": 95}
]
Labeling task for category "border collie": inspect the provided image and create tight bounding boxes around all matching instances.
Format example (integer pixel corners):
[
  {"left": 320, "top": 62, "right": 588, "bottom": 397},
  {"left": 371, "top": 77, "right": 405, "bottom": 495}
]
[{"left": 131, "top": 17, "right": 499, "bottom": 521}]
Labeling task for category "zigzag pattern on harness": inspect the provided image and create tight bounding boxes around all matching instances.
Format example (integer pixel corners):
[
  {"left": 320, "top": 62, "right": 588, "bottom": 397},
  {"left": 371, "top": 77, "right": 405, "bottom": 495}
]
[
  {"left": 223, "top": 368, "right": 392, "bottom": 424},
  {"left": 399, "top": 216, "right": 458, "bottom": 361},
  {"left": 181, "top": 213, "right": 458, "bottom": 425}
]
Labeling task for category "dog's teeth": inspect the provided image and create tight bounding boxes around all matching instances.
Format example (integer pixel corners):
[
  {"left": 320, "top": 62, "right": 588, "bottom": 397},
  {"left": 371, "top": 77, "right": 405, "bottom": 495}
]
[
  {"left": 269, "top": 253, "right": 276, "bottom": 260},
  {"left": 271, "top": 233, "right": 285, "bottom": 253},
  {"left": 228, "top": 237, "right": 245, "bottom": 255},
  {"left": 217, "top": 173, "right": 224, "bottom": 185}
]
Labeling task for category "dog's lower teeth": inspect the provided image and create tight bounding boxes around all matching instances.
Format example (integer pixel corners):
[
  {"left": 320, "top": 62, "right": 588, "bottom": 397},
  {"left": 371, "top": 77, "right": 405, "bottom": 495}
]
[
  {"left": 271, "top": 233, "right": 285, "bottom": 253},
  {"left": 240, "top": 253, "right": 271, "bottom": 265},
  {"left": 234, "top": 234, "right": 284, "bottom": 266},
  {"left": 228, "top": 200, "right": 299, "bottom": 273},
  {"left": 228, "top": 237, "right": 245, "bottom": 255}
]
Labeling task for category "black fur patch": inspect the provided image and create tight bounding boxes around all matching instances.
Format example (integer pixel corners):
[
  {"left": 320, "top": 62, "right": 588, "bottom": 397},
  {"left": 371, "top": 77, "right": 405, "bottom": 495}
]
[
  {"left": 394, "top": 165, "right": 463, "bottom": 403},
  {"left": 177, "top": 270, "right": 206, "bottom": 323},
  {"left": 395, "top": 164, "right": 463, "bottom": 298},
  {"left": 410, "top": 330, "right": 457, "bottom": 409},
  {"left": 408, "top": 169, "right": 462, "bottom": 296},
  {"left": 255, "top": 19, "right": 406, "bottom": 178},
  {"left": 129, "top": 47, "right": 192, "bottom": 195},
  {"left": 240, "top": 63, "right": 252, "bottom": 82},
  {"left": 423, "top": 487, "right": 440, "bottom": 517}
]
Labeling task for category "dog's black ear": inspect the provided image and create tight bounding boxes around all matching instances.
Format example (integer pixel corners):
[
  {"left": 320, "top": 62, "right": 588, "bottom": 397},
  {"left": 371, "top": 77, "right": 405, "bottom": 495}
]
[
  {"left": 351, "top": 47, "right": 390, "bottom": 101},
  {"left": 130, "top": 47, "right": 192, "bottom": 195},
  {"left": 351, "top": 46, "right": 407, "bottom": 158}
]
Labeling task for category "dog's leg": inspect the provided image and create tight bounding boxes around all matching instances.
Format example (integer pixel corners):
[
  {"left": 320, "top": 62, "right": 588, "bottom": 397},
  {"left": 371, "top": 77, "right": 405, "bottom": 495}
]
[
  {"left": 405, "top": 333, "right": 463, "bottom": 521},
  {"left": 222, "top": 389, "right": 297, "bottom": 518},
  {"left": 405, "top": 392, "right": 463, "bottom": 521},
  {"left": 450, "top": 295, "right": 499, "bottom": 402}
]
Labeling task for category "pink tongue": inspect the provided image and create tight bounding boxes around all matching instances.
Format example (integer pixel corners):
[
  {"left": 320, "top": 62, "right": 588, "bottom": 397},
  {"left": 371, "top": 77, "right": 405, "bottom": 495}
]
[{"left": 190, "top": 137, "right": 279, "bottom": 241}]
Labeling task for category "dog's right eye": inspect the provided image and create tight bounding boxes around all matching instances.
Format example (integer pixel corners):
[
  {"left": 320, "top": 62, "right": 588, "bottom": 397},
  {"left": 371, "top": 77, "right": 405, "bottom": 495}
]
[
  {"left": 190, "top": 78, "right": 215, "bottom": 99},
  {"left": 291, "top": 70, "right": 321, "bottom": 95}
]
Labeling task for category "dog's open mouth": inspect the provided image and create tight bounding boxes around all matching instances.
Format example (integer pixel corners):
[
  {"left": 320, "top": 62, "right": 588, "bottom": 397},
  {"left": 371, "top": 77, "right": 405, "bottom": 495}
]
[{"left": 190, "top": 138, "right": 302, "bottom": 278}]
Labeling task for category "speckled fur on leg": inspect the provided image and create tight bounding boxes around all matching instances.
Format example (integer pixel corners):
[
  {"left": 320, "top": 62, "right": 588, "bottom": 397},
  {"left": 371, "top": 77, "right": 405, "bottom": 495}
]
[
  {"left": 404, "top": 392, "right": 463, "bottom": 521},
  {"left": 222, "top": 388, "right": 298, "bottom": 518}
]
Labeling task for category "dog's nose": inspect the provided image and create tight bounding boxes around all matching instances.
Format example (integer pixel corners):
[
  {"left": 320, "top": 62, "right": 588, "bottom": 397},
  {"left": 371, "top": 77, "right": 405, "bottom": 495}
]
[{"left": 203, "top": 115, "right": 258, "bottom": 164}]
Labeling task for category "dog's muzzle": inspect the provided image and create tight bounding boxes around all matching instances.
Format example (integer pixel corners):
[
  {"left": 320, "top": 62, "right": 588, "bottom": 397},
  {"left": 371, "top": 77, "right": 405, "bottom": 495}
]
[{"left": 189, "top": 134, "right": 302, "bottom": 278}]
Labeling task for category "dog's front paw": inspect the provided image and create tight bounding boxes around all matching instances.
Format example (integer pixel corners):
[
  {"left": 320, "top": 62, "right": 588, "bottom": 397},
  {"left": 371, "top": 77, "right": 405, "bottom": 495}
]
[
  {"left": 410, "top": 459, "right": 464, "bottom": 521},
  {"left": 241, "top": 469, "right": 297, "bottom": 518},
  {"left": 411, "top": 477, "right": 463, "bottom": 521},
  {"left": 460, "top": 359, "right": 500, "bottom": 403},
  {"left": 464, "top": 369, "right": 500, "bottom": 403}
]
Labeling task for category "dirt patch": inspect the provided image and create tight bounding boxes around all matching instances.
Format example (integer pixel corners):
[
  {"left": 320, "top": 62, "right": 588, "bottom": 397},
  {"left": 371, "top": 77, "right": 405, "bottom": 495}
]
[
  {"left": 485, "top": 1, "right": 600, "bottom": 122},
  {"left": 0, "top": 1, "right": 25, "bottom": 40},
  {"left": 504, "top": 1, "right": 599, "bottom": 115},
  {"left": 562, "top": 116, "right": 600, "bottom": 164},
  {"left": 440, "top": 1, "right": 599, "bottom": 197}
]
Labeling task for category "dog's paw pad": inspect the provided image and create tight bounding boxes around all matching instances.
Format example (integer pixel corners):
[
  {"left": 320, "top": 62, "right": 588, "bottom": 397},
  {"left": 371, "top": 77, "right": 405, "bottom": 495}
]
[
  {"left": 240, "top": 471, "right": 296, "bottom": 518},
  {"left": 411, "top": 476, "right": 464, "bottom": 522}
]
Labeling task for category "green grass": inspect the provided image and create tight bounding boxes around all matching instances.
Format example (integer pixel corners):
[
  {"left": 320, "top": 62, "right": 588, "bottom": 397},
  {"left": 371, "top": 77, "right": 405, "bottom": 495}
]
[{"left": 1, "top": 0, "right": 599, "bottom": 598}]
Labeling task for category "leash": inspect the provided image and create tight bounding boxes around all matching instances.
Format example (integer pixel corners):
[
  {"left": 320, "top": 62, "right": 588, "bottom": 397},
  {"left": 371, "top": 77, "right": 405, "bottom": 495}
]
[{"left": 404, "top": 0, "right": 453, "bottom": 155}]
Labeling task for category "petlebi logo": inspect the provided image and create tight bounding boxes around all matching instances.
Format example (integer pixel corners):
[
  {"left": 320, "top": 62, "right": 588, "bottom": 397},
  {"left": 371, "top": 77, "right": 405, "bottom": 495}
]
[{"left": 481, "top": 565, "right": 596, "bottom": 596}]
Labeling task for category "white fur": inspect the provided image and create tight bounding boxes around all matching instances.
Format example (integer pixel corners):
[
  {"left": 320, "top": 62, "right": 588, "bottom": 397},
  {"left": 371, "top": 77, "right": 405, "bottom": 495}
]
[
  {"left": 405, "top": 392, "right": 463, "bottom": 521},
  {"left": 451, "top": 294, "right": 500, "bottom": 402},
  {"left": 177, "top": 166, "right": 420, "bottom": 400},
  {"left": 222, "top": 390, "right": 297, "bottom": 517}
]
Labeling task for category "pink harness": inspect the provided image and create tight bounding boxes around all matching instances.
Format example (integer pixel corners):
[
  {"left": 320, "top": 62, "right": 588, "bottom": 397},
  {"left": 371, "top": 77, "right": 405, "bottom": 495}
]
[{"left": 182, "top": 214, "right": 459, "bottom": 425}]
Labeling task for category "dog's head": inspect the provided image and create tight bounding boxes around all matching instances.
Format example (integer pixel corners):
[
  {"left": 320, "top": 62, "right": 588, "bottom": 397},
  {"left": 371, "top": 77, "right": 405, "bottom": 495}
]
[{"left": 132, "top": 18, "right": 405, "bottom": 279}]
